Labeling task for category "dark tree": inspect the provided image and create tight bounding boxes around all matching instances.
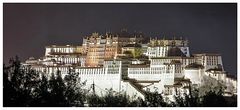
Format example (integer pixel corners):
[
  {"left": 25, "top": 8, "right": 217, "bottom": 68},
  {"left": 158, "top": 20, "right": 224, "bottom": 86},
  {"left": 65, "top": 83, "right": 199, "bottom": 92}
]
[
  {"left": 30, "top": 73, "right": 51, "bottom": 106},
  {"left": 144, "top": 91, "right": 168, "bottom": 107},
  {"left": 47, "top": 72, "right": 67, "bottom": 106},
  {"left": 87, "top": 89, "right": 144, "bottom": 107},
  {"left": 103, "top": 90, "right": 130, "bottom": 107},
  {"left": 87, "top": 94, "right": 105, "bottom": 107},
  {"left": 64, "top": 69, "right": 87, "bottom": 106},
  {"left": 127, "top": 97, "right": 145, "bottom": 107},
  {"left": 3, "top": 56, "right": 41, "bottom": 106},
  {"left": 3, "top": 63, "right": 16, "bottom": 106},
  {"left": 202, "top": 90, "right": 227, "bottom": 107},
  {"left": 174, "top": 88, "right": 201, "bottom": 107}
]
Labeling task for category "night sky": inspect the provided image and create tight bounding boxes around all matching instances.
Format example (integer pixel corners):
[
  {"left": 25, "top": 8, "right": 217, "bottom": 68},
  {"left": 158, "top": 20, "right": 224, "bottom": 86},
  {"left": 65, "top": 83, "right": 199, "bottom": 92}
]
[{"left": 3, "top": 3, "right": 237, "bottom": 75}]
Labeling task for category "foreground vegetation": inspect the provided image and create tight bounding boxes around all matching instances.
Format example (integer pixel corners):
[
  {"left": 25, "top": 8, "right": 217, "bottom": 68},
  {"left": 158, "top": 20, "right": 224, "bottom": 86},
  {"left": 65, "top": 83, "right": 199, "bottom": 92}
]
[{"left": 3, "top": 56, "right": 237, "bottom": 107}]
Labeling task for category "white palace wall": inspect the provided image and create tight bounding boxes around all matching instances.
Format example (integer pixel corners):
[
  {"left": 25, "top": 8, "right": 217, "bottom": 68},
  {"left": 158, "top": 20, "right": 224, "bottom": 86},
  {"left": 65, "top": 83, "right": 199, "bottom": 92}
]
[
  {"left": 75, "top": 60, "right": 122, "bottom": 96},
  {"left": 184, "top": 68, "right": 204, "bottom": 85}
]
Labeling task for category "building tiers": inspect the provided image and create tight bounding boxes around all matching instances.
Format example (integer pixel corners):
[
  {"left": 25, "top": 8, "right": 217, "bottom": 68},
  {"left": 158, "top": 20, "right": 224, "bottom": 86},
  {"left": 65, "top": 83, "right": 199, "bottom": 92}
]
[{"left": 23, "top": 31, "right": 237, "bottom": 102}]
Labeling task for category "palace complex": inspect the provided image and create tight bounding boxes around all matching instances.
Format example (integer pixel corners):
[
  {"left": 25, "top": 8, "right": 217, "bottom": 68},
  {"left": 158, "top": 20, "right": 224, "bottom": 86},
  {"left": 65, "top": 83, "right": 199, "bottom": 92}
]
[{"left": 23, "top": 30, "right": 237, "bottom": 101}]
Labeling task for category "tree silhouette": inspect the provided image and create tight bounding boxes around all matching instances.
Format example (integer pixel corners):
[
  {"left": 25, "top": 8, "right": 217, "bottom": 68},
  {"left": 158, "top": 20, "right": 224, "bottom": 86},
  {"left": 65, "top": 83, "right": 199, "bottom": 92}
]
[
  {"left": 64, "top": 68, "right": 87, "bottom": 106},
  {"left": 3, "top": 56, "right": 41, "bottom": 106},
  {"left": 86, "top": 89, "right": 145, "bottom": 107},
  {"left": 3, "top": 63, "right": 16, "bottom": 106},
  {"left": 30, "top": 73, "right": 51, "bottom": 106},
  {"left": 47, "top": 72, "right": 67, "bottom": 106},
  {"left": 87, "top": 94, "right": 105, "bottom": 107},
  {"left": 202, "top": 90, "right": 227, "bottom": 107},
  {"left": 174, "top": 89, "right": 201, "bottom": 107},
  {"left": 144, "top": 91, "right": 168, "bottom": 107}
]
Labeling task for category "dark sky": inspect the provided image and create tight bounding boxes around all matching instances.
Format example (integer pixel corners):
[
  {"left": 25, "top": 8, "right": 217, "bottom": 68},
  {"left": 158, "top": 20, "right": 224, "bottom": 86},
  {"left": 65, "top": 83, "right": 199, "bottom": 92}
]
[{"left": 3, "top": 3, "right": 237, "bottom": 75}]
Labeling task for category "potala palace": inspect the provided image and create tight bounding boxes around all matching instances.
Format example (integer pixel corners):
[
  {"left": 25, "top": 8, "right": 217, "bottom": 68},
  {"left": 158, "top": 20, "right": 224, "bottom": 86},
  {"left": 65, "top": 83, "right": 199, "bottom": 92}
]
[{"left": 23, "top": 30, "right": 237, "bottom": 101}]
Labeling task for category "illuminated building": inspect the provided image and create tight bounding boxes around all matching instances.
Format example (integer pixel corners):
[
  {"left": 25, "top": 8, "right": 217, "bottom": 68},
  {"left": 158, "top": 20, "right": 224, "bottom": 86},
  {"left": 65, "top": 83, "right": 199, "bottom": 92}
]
[{"left": 23, "top": 31, "right": 237, "bottom": 101}]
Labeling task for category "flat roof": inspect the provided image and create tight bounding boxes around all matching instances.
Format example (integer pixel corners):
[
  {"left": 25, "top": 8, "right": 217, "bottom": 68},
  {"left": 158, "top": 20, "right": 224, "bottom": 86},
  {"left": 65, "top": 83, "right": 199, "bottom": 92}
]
[
  {"left": 151, "top": 56, "right": 194, "bottom": 59},
  {"left": 48, "top": 52, "right": 83, "bottom": 55},
  {"left": 192, "top": 53, "right": 221, "bottom": 56},
  {"left": 46, "top": 45, "right": 79, "bottom": 48},
  {"left": 75, "top": 66, "right": 103, "bottom": 69},
  {"left": 129, "top": 64, "right": 150, "bottom": 68}
]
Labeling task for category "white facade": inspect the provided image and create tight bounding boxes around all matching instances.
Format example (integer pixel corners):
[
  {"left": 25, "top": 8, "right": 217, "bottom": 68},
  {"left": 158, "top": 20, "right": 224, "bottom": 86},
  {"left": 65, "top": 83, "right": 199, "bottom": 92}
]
[
  {"left": 205, "top": 71, "right": 226, "bottom": 82},
  {"left": 146, "top": 46, "right": 190, "bottom": 58},
  {"left": 184, "top": 68, "right": 204, "bottom": 85},
  {"left": 150, "top": 57, "right": 195, "bottom": 67},
  {"left": 225, "top": 76, "right": 237, "bottom": 94},
  {"left": 147, "top": 46, "right": 170, "bottom": 58},
  {"left": 193, "top": 53, "right": 224, "bottom": 71},
  {"left": 45, "top": 45, "right": 77, "bottom": 56},
  {"left": 127, "top": 62, "right": 183, "bottom": 94},
  {"left": 146, "top": 40, "right": 190, "bottom": 58},
  {"left": 121, "top": 81, "right": 146, "bottom": 100},
  {"left": 44, "top": 55, "right": 86, "bottom": 66},
  {"left": 74, "top": 60, "right": 122, "bottom": 96}
]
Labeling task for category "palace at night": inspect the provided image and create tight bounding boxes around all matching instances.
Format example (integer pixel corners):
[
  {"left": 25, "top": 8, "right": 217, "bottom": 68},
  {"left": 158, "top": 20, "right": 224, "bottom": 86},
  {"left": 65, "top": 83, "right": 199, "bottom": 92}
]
[{"left": 22, "top": 30, "right": 237, "bottom": 101}]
